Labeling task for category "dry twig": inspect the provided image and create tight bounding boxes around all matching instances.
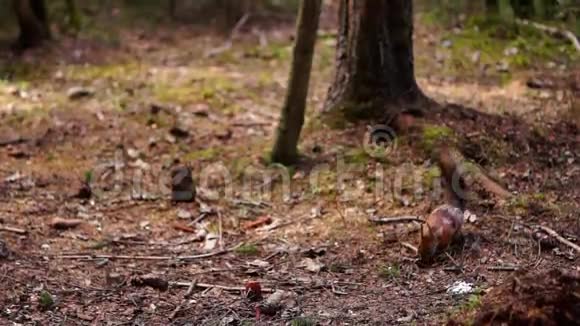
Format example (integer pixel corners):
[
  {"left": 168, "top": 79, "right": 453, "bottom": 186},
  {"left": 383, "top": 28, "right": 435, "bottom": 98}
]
[
  {"left": 0, "top": 225, "right": 27, "bottom": 235},
  {"left": 538, "top": 225, "right": 580, "bottom": 254},
  {"left": 170, "top": 279, "right": 197, "bottom": 320},
  {"left": 400, "top": 242, "right": 418, "bottom": 254},
  {"left": 56, "top": 242, "right": 245, "bottom": 261},
  {"left": 368, "top": 216, "right": 424, "bottom": 225},
  {"left": 170, "top": 281, "right": 274, "bottom": 293}
]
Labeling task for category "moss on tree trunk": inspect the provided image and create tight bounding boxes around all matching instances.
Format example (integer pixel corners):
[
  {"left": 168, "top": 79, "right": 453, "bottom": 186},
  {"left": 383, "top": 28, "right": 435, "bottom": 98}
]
[
  {"left": 271, "top": 0, "right": 322, "bottom": 165},
  {"left": 323, "top": 0, "right": 425, "bottom": 123}
]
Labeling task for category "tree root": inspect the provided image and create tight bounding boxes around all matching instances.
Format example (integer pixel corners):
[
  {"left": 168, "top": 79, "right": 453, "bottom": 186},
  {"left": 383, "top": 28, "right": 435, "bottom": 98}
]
[{"left": 391, "top": 113, "right": 512, "bottom": 201}]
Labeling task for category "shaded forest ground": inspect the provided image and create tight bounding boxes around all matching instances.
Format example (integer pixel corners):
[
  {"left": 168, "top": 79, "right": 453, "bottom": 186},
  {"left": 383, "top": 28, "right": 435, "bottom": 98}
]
[{"left": 0, "top": 7, "right": 579, "bottom": 325}]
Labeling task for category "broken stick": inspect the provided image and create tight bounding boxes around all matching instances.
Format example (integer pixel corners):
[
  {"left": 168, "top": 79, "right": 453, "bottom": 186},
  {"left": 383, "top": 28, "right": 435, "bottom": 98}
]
[
  {"left": 368, "top": 216, "right": 424, "bottom": 225},
  {"left": 0, "top": 225, "right": 27, "bottom": 235},
  {"left": 539, "top": 225, "right": 580, "bottom": 254},
  {"left": 170, "top": 281, "right": 274, "bottom": 293}
]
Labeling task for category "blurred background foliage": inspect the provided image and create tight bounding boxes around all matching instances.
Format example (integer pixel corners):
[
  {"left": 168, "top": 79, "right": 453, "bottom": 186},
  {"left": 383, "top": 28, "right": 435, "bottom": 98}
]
[
  {"left": 0, "top": 0, "right": 577, "bottom": 69},
  {"left": 1, "top": 0, "right": 576, "bottom": 35}
]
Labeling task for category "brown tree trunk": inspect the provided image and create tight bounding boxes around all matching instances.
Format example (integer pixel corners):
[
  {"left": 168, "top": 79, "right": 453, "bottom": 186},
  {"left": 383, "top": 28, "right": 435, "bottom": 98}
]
[
  {"left": 323, "top": 0, "right": 425, "bottom": 122},
  {"left": 271, "top": 0, "right": 322, "bottom": 165},
  {"left": 13, "top": 0, "right": 50, "bottom": 50}
]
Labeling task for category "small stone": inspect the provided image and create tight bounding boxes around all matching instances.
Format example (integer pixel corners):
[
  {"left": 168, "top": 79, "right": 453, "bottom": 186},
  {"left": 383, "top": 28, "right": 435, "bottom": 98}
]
[
  {"left": 131, "top": 159, "right": 150, "bottom": 171},
  {"left": 302, "top": 258, "right": 325, "bottom": 273},
  {"left": 503, "top": 46, "right": 518, "bottom": 56},
  {"left": 471, "top": 51, "right": 481, "bottom": 63},
  {"left": 441, "top": 39, "right": 453, "bottom": 48},
  {"left": 67, "top": 87, "right": 94, "bottom": 100},
  {"left": 127, "top": 148, "right": 140, "bottom": 159},
  {"left": 176, "top": 209, "right": 193, "bottom": 220},
  {"left": 171, "top": 166, "right": 195, "bottom": 202},
  {"left": 165, "top": 134, "right": 177, "bottom": 144},
  {"left": 0, "top": 240, "right": 10, "bottom": 259},
  {"left": 496, "top": 61, "right": 510, "bottom": 72},
  {"left": 106, "top": 272, "right": 124, "bottom": 287}
]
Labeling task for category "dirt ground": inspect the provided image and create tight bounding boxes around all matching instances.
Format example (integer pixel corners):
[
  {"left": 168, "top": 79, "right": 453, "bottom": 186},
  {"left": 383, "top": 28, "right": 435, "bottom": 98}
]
[{"left": 1, "top": 10, "right": 579, "bottom": 326}]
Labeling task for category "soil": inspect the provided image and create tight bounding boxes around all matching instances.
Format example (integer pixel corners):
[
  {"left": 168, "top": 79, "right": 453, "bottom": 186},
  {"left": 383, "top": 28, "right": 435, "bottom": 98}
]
[{"left": 0, "top": 8, "right": 579, "bottom": 326}]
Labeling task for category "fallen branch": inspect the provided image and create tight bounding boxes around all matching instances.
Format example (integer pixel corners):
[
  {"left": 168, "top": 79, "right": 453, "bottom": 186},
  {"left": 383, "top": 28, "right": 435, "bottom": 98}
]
[
  {"left": 170, "top": 281, "right": 275, "bottom": 293},
  {"left": 368, "top": 216, "right": 424, "bottom": 225},
  {"left": 56, "top": 242, "right": 245, "bottom": 261},
  {"left": 446, "top": 148, "right": 512, "bottom": 199},
  {"left": 391, "top": 114, "right": 512, "bottom": 200},
  {"left": 538, "top": 225, "right": 580, "bottom": 254},
  {"left": 516, "top": 18, "right": 580, "bottom": 52},
  {"left": 495, "top": 216, "right": 580, "bottom": 254},
  {"left": 0, "top": 225, "right": 27, "bottom": 235},
  {"left": 170, "top": 279, "right": 196, "bottom": 320}
]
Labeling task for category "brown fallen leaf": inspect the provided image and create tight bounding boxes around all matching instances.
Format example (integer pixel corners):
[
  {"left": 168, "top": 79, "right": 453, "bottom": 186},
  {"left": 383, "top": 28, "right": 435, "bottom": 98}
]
[
  {"left": 243, "top": 216, "right": 272, "bottom": 230},
  {"left": 50, "top": 218, "right": 83, "bottom": 230}
]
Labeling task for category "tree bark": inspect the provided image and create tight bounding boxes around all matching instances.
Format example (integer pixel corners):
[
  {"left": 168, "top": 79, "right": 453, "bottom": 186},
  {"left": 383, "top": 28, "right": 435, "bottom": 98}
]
[
  {"left": 323, "top": 0, "right": 424, "bottom": 122},
  {"left": 13, "top": 0, "right": 50, "bottom": 49},
  {"left": 271, "top": 0, "right": 322, "bottom": 165}
]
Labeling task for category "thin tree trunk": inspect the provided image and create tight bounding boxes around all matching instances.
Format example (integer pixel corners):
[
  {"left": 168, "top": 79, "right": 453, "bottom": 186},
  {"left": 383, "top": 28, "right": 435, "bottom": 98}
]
[
  {"left": 532, "top": 0, "right": 546, "bottom": 19},
  {"left": 169, "top": 0, "right": 177, "bottom": 19},
  {"left": 323, "top": 0, "right": 425, "bottom": 122},
  {"left": 498, "top": 0, "right": 515, "bottom": 21},
  {"left": 13, "top": 0, "right": 50, "bottom": 49},
  {"left": 271, "top": 0, "right": 322, "bottom": 165},
  {"left": 65, "top": 0, "right": 81, "bottom": 33}
]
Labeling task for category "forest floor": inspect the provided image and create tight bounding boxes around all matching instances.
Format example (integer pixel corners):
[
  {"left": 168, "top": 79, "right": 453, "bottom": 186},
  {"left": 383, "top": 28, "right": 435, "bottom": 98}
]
[{"left": 0, "top": 11, "right": 579, "bottom": 326}]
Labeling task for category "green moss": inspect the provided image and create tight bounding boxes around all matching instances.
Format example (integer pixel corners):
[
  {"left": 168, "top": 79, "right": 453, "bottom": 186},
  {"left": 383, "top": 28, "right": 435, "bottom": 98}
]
[
  {"left": 378, "top": 263, "right": 401, "bottom": 281},
  {"left": 67, "top": 63, "right": 141, "bottom": 81},
  {"left": 230, "top": 157, "right": 254, "bottom": 180},
  {"left": 239, "top": 321, "right": 255, "bottom": 326},
  {"left": 465, "top": 293, "right": 483, "bottom": 310},
  {"left": 532, "top": 193, "right": 546, "bottom": 200},
  {"left": 510, "top": 194, "right": 530, "bottom": 209},
  {"left": 431, "top": 14, "right": 578, "bottom": 79},
  {"left": 423, "top": 166, "right": 442, "bottom": 189},
  {"left": 39, "top": 290, "right": 55, "bottom": 310},
  {"left": 308, "top": 169, "right": 336, "bottom": 197},
  {"left": 153, "top": 84, "right": 197, "bottom": 104},
  {"left": 291, "top": 317, "right": 315, "bottom": 326},
  {"left": 234, "top": 244, "right": 259, "bottom": 255},
  {"left": 185, "top": 148, "right": 220, "bottom": 161},
  {"left": 345, "top": 148, "right": 371, "bottom": 165},
  {"left": 422, "top": 125, "right": 455, "bottom": 152}
]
